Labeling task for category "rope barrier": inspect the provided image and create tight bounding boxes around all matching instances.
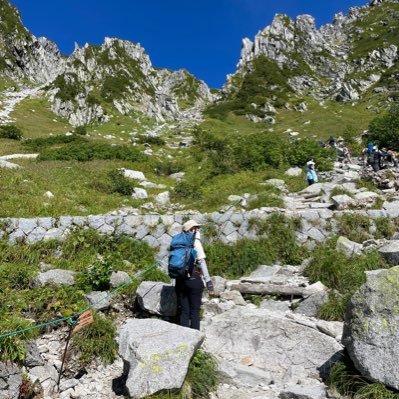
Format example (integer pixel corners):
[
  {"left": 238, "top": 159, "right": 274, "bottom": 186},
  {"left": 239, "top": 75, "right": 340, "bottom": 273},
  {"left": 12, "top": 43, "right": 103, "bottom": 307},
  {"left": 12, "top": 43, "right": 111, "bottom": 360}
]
[
  {"left": 0, "top": 261, "right": 160, "bottom": 340},
  {"left": 0, "top": 204, "right": 241, "bottom": 340}
]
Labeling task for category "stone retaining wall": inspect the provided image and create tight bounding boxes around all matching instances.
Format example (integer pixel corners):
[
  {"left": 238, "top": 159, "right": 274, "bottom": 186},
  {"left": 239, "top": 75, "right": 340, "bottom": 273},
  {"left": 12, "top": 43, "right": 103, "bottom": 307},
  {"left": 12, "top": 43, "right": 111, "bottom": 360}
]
[{"left": 0, "top": 207, "right": 393, "bottom": 261}]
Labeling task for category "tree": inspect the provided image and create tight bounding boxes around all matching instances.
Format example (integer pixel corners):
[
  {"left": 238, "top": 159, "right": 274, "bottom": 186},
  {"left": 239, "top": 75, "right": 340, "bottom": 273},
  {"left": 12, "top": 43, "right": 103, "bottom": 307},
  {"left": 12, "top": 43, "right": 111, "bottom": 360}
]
[{"left": 368, "top": 106, "right": 399, "bottom": 149}]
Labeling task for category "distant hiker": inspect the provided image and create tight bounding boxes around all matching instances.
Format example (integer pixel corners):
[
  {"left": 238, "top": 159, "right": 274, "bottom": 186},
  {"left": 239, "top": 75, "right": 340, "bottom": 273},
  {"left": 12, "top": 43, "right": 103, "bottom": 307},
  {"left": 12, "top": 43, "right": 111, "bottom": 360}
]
[
  {"left": 172, "top": 220, "right": 214, "bottom": 330},
  {"left": 386, "top": 149, "right": 399, "bottom": 167},
  {"left": 328, "top": 136, "right": 336, "bottom": 148},
  {"left": 362, "top": 147, "right": 369, "bottom": 166},
  {"left": 306, "top": 161, "right": 318, "bottom": 185},
  {"left": 342, "top": 145, "right": 352, "bottom": 164},
  {"left": 367, "top": 142, "right": 374, "bottom": 155},
  {"left": 372, "top": 146, "right": 382, "bottom": 172}
]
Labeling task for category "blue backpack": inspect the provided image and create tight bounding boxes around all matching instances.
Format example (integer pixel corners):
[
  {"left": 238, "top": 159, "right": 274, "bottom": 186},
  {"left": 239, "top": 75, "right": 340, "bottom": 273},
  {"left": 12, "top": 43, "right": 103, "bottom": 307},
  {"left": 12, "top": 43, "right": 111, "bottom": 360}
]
[{"left": 168, "top": 232, "right": 197, "bottom": 279}]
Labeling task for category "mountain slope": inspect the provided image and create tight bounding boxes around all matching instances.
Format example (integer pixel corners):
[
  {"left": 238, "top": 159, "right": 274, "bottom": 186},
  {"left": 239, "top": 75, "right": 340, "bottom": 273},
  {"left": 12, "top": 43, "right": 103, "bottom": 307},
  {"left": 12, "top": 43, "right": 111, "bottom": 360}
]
[
  {"left": 221, "top": 0, "right": 399, "bottom": 121},
  {"left": 0, "top": 0, "right": 64, "bottom": 83},
  {"left": 0, "top": 0, "right": 213, "bottom": 127},
  {"left": 46, "top": 38, "right": 213, "bottom": 126}
]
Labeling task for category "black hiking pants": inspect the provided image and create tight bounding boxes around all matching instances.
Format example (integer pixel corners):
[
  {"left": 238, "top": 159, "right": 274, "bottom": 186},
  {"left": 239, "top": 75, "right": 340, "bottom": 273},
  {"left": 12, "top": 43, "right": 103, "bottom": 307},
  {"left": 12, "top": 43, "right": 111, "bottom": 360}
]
[{"left": 175, "top": 272, "right": 204, "bottom": 330}]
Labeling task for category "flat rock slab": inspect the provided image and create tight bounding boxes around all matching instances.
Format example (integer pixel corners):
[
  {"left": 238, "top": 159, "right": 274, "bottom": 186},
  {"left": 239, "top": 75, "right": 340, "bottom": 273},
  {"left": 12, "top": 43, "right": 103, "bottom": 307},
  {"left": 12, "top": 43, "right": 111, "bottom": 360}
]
[
  {"left": 203, "top": 307, "right": 342, "bottom": 388},
  {"left": 119, "top": 319, "right": 204, "bottom": 398}
]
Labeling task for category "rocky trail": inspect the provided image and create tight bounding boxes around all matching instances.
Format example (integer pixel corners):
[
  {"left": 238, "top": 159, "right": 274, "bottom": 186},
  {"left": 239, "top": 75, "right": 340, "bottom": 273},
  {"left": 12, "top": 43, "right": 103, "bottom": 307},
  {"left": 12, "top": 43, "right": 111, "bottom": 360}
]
[
  {"left": 0, "top": 86, "right": 42, "bottom": 125},
  {"left": 2, "top": 155, "right": 399, "bottom": 399}
]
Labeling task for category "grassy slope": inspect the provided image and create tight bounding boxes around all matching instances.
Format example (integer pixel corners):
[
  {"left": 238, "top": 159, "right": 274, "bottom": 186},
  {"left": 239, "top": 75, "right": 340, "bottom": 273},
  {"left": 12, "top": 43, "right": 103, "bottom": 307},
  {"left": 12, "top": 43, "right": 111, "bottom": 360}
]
[
  {"left": 0, "top": 92, "right": 377, "bottom": 217},
  {"left": 275, "top": 98, "right": 377, "bottom": 139},
  {"left": 11, "top": 97, "right": 70, "bottom": 139}
]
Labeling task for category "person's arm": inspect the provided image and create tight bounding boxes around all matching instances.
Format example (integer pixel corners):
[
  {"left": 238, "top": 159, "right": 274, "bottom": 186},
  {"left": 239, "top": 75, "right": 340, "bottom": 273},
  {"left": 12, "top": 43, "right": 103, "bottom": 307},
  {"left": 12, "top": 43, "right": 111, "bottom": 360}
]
[{"left": 197, "top": 258, "right": 214, "bottom": 293}]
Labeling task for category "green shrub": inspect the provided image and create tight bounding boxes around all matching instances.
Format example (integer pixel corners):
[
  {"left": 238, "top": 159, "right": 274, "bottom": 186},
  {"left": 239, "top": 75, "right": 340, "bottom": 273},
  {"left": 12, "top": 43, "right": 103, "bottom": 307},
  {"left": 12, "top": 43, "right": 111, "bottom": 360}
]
[
  {"left": 71, "top": 313, "right": 117, "bottom": 365},
  {"left": 101, "top": 74, "right": 130, "bottom": 102},
  {"left": 336, "top": 214, "right": 371, "bottom": 243},
  {"left": 23, "top": 134, "right": 87, "bottom": 151},
  {"left": 185, "top": 350, "right": 219, "bottom": 398},
  {"left": 174, "top": 179, "right": 204, "bottom": 200},
  {"left": 286, "top": 139, "right": 335, "bottom": 171},
  {"left": 20, "top": 286, "right": 86, "bottom": 324},
  {"left": 368, "top": 106, "right": 399, "bottom": 148},
  {"left": 154, "top": 160, "right": 185, "bottom": 176},
  {"left": 38, "top": 142, "right": 147, "bottom": 162},
  {"left": 108, "top": 169, "right": 134, "bottom": 196},
  {"left": 207, "top": 214, "right": 305, "bottom": 278},
  {"left": 53, "top": 73, "right": 82, "bottom": 102},
  {"left": 77, "top": 255, "right": 113, "bottom": 291},
  {"left": 0, "top": 124, "right": 23, "bottom": 140},
  {"left": 203, "top": 100, "right": 239, "bottom": 120},
  {"left": 74, "top": 126, "right": 87, "bottom": 136},
  {"left": 328, "top": 354, "right": 399, "bottom": 399},
  {"left": 0, "top": 262, "right": 38, "bottom": 290},
  {"left": 137, "top": 135, "right": 166, "bottom": 146},
  {"left": 374, "top": 217, "right": 398, "bottom": 239},
  {"left": 192, "top": 127, "right": 287, "bottom": 174},
  {"left": 318, "top": 292, "right": 347, "bottom": 321},
  {"left": 304, "top": 239, "right": 388, "bottom": 320},
  {"left": 0, "top": 316, "right": 36, "bottom": 362}
]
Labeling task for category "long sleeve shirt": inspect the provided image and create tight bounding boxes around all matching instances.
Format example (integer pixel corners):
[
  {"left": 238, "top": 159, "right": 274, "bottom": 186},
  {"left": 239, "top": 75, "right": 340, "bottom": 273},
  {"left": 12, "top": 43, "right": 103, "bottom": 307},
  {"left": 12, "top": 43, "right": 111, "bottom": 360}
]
[{"left": 194, "top": 233, "right": 211, "bottom": 283}]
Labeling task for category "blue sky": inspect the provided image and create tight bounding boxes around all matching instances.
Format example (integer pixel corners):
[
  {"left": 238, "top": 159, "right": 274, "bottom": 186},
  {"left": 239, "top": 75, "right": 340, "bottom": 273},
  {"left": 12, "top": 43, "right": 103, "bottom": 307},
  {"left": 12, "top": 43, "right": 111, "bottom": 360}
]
[{"left": 11, "top": 0, "right": 367, "bottom": 88}]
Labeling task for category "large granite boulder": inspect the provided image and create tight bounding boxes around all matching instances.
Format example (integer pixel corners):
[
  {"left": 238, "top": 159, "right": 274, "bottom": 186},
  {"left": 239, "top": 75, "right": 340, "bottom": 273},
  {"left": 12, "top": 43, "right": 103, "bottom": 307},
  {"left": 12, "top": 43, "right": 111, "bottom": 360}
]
[
  {"left": 119, "top": 319, "right": 204, "bottom": 398},
  {"left": 378, "top": 240, "right": 399, "bottom": 265},
  {"left": 343, "top": 267, "right": 399, "bottom": 390},
  {"left": 203, "top": 307, "right": 342, "bottom": 388},
  {"left": 136, "top": 281, "right": 177, "bottom": 317},
  {"left": 0, "top": 363, "right": 22, "bottom": 399}
]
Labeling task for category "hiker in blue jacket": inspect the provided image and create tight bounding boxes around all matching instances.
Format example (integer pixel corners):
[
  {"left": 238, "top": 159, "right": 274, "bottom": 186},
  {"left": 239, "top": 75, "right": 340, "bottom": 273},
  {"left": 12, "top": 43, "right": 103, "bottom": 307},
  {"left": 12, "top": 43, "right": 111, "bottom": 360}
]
[
  {"left": 175, "top": 219, "right": 214, "bottom": 330},
  {"left": 306, "top": 160, "right": 318, "bottom": 185}
]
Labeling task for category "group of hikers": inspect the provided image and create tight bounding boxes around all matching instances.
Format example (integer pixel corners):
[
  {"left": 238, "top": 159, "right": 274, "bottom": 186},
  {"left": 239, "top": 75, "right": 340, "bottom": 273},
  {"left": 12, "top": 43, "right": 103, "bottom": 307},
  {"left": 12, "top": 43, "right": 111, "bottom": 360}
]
[
  {"left": 361, "top": 143, "right": 398, "bottom": 171},
  {"left": 306, "top": 136, "right": 399, "bottom": 186}
]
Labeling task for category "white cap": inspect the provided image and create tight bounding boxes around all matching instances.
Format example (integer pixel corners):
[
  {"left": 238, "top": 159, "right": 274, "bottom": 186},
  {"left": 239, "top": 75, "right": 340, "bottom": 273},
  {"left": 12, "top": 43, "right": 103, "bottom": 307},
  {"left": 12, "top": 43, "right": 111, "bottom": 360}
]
[{"left": 182, "top": 219, "right": 202, "bottom": 232}]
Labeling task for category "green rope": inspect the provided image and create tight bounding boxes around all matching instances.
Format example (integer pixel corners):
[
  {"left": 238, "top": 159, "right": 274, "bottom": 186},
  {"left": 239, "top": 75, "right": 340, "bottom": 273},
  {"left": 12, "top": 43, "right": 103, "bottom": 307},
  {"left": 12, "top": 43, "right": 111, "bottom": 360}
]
[
  {"left": 0, "top": 204, "right": 240, "bottom": 341},
  {"left": 0, "top": 261, "right": 160, "bottom": 340}
]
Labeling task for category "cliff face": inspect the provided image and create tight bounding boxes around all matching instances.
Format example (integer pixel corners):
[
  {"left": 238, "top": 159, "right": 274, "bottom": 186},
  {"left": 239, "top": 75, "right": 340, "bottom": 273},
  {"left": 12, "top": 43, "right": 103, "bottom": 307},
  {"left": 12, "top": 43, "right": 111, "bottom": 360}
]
[
  {"left": 224, "top": 0, "right": 399, "bottom": 119},
  {"left": 0, "top": 1, "right": 213, "bottom": 125},
  {"left": 3, "top": 0, "right": 399, "bottom": 126},
  {"left": 46, "top": 38, "right": 213, "bottom": 126},
  {"left": 0, "top": 0, "right": 65, "bottom": 83}
]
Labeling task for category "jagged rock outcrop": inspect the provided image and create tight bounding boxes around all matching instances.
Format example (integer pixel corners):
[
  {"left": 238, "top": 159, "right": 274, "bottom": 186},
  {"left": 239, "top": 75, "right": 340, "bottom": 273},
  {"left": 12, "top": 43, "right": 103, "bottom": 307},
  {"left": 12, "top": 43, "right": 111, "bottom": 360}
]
[
  {"left": 224, "top": 0, "right": 399, "bottom": 116},
  {"left": 343, "top": 266, "right": 399, "bottom": 390},
  {"left": 0, "top": 1, "right": 213, "bottom": 126},
  {"left": 45, "top": 38, "right": 213, "bottom": 125},
  {"left": 0, "top": 0, "right": 65, "bottom": 83}
]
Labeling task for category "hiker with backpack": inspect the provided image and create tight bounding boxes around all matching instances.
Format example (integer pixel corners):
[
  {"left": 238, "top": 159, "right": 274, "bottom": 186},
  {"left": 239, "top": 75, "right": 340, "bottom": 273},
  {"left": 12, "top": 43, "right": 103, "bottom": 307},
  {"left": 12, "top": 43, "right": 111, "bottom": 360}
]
[{"left": 169, "top": 219, "right": 214, "bottom": 330}]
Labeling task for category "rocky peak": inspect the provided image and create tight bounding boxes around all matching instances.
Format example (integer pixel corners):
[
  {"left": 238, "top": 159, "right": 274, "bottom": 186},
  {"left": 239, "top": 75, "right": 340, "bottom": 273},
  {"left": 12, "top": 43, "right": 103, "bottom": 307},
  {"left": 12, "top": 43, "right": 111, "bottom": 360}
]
[
  {"left": 0, "top": 0, "right": 64, "bottom": 84},
  {"left": 225, "top": 0, "right": 399, "bottom": 111},
  {"left": 46, "top": 36, "right": 213, "bottom": 125}
]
